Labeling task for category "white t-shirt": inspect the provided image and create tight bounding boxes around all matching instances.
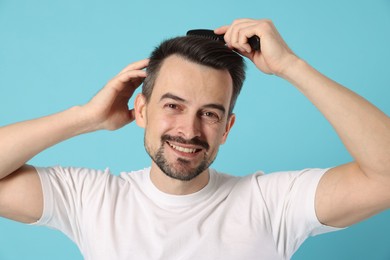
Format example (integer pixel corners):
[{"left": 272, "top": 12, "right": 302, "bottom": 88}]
[{"left": 34, "top": 166, "right": 339, "bottom": 260}]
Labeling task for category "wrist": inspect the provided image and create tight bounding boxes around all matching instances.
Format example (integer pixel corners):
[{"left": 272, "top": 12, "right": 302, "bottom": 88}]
[
  {"left": 277, "top": 55, "right": 307, "bottom": 80},
  {"left": 66, "top": 105, "right": 101, "bottom": 135}
]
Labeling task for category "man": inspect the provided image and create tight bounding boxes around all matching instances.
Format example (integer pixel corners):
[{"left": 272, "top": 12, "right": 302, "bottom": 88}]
[{"left": 0, "top": 18, "right": 389, "bottom": 259}]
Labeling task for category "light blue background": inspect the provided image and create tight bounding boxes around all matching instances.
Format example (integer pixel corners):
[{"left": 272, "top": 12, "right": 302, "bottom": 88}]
[{"left": 1, "top": 0, "right": 389, "bottom": 259}]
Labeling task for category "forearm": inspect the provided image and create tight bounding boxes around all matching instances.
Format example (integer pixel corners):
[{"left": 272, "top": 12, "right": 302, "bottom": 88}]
[
  {"left": 281, "top": 58, "right": 390, "bottom": 177},
  {"left": 0, "top": 106, "right": 94, "bottom": 179},
  {"left": 0, "top": 59, "right": 148, "bottom": 180}
]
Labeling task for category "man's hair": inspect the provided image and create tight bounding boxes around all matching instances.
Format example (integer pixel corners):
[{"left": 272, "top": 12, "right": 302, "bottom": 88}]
[{"left": 142, "top": 36, "right": 246, "bottom": 115}]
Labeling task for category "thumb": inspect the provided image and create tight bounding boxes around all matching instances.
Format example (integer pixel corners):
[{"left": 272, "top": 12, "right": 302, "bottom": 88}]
[{"left": 128, "top": 109, "right": 136, "bottom": 123}]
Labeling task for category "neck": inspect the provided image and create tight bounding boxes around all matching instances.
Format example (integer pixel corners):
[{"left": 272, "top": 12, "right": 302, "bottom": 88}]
[{"left": 149, "top": 163, "right": 210, "bottom": 195}]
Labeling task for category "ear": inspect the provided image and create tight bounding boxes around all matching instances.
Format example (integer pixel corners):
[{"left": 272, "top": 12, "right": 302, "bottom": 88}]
[
  {"left": 221, "top": 113, "right": 236, "bottom": 144},
  {"left": 134, "top": 93, "right": 147, "bottom": 128}
]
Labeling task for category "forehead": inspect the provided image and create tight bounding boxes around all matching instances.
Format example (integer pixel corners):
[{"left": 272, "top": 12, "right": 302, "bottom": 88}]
[{"left": 150, "top": 55, "right": 233, "bottom": 107}]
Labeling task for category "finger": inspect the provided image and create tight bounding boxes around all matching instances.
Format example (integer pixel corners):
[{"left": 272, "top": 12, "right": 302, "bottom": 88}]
[
  {"left": 214, "top": 25, "right": 229, "bottom": 35},
  {"left": 237, "top": 25, "right": 260, "bottom": 53},
  {"left": 116, "top": 69, "right": 147, "bottom": 83},
  {"left": 118, "top": 58, "right": 150, "bottom": 74},
  {"left": 215, "top": 19, "right": 254, "bottom": 44},
  {"left": 108, "top": 70, "right": 147, "bottom": 92},
  {"left": 228, "top": 18, "right": 257, "bottom": 34},
  {"left": 224, "top": 20, "right": 255, "bottom": 52},
  {"left": 231, "top": 20, "right": 264, "bottom": 53},
  {"left": 128, "top": 108, "right": 136, "bottom": 123}
]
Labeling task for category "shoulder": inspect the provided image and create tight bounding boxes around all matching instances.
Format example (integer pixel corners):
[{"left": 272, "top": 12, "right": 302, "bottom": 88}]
[
  {"left": 255, "top": 168, "right": 328, "bottom": 189},
  {"left": 35, "top": 166, "right": 152, "bottom": 195},
  {"left": 212, "top": 168, "right": 329, "bottom": 201},
  {"left": 119, "top": 167, "right": 150, "bottom": 183},
  {"left": 35, "top": 165, "right": 113, "bottom": 184}
]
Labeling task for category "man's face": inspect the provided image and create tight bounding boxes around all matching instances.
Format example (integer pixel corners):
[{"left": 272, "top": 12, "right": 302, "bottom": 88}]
[{"left": 135, "top": 55, "right": 235, "bottom": 181}]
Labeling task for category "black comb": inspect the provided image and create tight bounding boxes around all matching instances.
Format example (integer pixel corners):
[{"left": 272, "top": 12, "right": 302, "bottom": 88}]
[{"left": 187, "top": 29, "right": 260, "bottom": 51}]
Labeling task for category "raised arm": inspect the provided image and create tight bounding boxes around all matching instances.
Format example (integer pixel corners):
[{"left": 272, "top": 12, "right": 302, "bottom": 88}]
[
  {"left": 215, "top": 19, "right": 390, "bottom": 227},
  {"left": 0, "top": 59, "right": 149, "bottom": 223}
]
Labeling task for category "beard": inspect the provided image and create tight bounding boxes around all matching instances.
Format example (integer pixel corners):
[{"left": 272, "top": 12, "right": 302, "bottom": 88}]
[{"left": 145, "top": 134, "right": 216, "bottom": 181}]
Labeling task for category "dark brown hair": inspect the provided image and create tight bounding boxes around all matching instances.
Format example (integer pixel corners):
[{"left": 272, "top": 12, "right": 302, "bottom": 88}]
[{"left": 142, "top": 36, "right": 246, "bottom": 115}]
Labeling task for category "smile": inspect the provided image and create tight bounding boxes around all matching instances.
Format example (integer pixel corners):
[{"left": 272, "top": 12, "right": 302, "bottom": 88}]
[{"left": 167, "top": 142, "right": 201, "bottom": 154}]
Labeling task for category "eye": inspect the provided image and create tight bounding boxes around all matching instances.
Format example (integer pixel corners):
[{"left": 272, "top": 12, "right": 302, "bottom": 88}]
[
  {"left": 167, "top": 104, "right": 178, "bottom": 109},
  {"left": 164, "top": 103, "right": 180, "bottom": 110},
  {"left": 200, "top": 111, "right": 221, "bottom": 124},
  {"left": 163, "top": 103, "right": 183, "bottom": 114}
]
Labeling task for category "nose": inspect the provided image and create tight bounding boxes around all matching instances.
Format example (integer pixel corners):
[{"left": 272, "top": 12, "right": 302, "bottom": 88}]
[{"left": 176, "top": 113, "right": 202, "bottom": 140}]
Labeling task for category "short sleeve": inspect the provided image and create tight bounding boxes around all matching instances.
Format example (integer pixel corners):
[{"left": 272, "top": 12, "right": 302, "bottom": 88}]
[
  {"left": 32, "top": 166, "right": 112, "bottom": 246},
  {"left": 255, "top": 168, "right": 343, "bottom": 257}
]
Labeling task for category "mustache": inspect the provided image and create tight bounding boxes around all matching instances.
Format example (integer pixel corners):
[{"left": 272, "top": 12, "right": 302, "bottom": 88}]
[{"left": 161, "top": 134, "right": 210, "bottom": 150}]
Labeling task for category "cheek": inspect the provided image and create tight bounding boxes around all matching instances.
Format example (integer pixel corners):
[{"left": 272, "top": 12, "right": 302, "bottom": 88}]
[
  {"left": 158, "top": 115, "right": 176, "bottom": 130},
  {"left": 147, "top": 112, "right": 176, "bottom": 135},
  {"left": 205, "top": 125, "right": 227, "bottom": 146}
]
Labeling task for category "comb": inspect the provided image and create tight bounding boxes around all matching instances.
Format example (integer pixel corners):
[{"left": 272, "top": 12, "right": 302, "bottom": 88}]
[{"left": 186, "top": 29, "right": 260, "bottom": 51}]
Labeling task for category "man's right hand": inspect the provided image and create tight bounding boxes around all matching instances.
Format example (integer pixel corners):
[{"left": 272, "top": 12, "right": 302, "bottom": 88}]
[
  {"left": 0, "top": 58, "right": 148, "bottom": 223},
  {"left": 83, "top": 58, "right": 149, "bottom": 131}
]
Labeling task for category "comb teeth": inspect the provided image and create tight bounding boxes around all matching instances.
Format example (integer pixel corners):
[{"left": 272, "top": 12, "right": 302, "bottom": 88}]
[
  {"left": 187, "top": 29, "right": 225, "bottom": 42},
  {"left": 186, "top": 29, "right": 260, "bottom": 51}
]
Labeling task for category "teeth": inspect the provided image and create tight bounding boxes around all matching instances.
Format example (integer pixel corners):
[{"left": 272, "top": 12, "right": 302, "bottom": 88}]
[{"left": 169, "top": 143, "right": 197, "bottom": 153}]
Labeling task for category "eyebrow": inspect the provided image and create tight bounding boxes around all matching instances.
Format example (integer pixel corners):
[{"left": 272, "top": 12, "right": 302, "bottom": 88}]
[
  {"left": 160, "top": 93, "right": 186, "bottom": 103},
  {"left": 160, "top": 92, "right": 226, "bottom": 115}
]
